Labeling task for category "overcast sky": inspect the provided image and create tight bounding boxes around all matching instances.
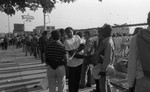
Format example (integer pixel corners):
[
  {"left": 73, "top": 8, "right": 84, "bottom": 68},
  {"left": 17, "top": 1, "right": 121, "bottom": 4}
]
[{"left": 0, "top": 0, "right": 150, "bottom": 33}]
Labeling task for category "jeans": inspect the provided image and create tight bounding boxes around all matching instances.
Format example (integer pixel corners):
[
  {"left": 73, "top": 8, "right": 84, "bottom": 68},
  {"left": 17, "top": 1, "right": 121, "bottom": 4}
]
[
  {"left": 68, "top": 64, "right": 82, "bottom": 92},
  {"left": 95, "top": 79, "right": 100, "bottom": 92},
  {"left": 80, "top": 62, "right": 93, "bottom": 87},
  {"left": 25, "top": 44, "right": 32, "bottom": 56},
  {"left": 40, "top": 52, "right": 45, "bottom": 63},
  {"left": 47, "top": 65, "right": 66, "bottom": 92},
  {"left": 99, "top": 75, "right": 111, "bottom": 92}
]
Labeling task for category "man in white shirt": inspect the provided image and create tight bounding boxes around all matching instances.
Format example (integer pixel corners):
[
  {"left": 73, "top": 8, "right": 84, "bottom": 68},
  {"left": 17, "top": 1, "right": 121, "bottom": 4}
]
[{"left": 64, "top": 27, "right": 85, "bottom": 92}]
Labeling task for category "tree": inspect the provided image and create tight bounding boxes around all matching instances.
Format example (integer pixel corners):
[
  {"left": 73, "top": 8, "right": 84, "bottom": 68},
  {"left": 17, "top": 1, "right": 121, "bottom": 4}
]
[{"left": 0, "top": 0, "right": 76, "bottom": 16}]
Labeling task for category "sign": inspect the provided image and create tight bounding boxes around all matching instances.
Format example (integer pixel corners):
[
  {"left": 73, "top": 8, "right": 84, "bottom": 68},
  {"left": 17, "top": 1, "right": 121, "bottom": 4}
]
[
  {"left": 21, "top": 13, "right": 34, "bottom": 22},
  {"left": 14, "top": 24, "right": 24, "bottom": 33}
]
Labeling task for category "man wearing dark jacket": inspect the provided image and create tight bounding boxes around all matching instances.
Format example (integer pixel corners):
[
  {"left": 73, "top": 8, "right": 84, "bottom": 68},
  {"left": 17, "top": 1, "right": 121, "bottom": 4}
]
[{"left": 39, "top": 31, "right": 48, "bottom": 63}]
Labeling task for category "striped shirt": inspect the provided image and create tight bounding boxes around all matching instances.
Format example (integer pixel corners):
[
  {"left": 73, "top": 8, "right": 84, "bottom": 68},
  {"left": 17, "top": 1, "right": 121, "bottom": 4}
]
[{"left": 45, "top": 41, "right": 66, "bottom": 69}]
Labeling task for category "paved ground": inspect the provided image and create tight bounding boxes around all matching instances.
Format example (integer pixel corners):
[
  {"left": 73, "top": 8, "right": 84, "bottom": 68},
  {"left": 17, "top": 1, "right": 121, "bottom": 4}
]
[{"left": 0, "top": 46, "right": 94, "bottom": 92}]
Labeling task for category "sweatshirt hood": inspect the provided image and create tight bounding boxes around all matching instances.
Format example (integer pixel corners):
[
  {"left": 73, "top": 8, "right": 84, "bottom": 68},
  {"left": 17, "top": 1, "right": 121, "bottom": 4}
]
[{"left": 138, "top": 29, "right": 150, "bottom": 44}]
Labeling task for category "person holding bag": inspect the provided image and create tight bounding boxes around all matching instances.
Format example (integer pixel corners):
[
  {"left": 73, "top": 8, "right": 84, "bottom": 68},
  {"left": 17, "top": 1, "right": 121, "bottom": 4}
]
[
  {"left": 92, "top": 27, "right": 105, "bottom": 92},
  {"left": 98, "top": 24, "right": 115, "bottom": 92},
  {"left": 64, "top": 27, "right": 87, "bottom": 92}
]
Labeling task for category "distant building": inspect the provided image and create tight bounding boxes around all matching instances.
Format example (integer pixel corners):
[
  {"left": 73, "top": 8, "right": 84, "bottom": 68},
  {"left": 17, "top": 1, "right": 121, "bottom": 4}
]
[
  {"left": 33, "top": 29, "right": 37, "bottom": 34},
  {"left": 34, "top": 26, "right": 55, "bottom": 35},
  {"left": 24, "top": 31, "right": 33, "bottom": 34}
]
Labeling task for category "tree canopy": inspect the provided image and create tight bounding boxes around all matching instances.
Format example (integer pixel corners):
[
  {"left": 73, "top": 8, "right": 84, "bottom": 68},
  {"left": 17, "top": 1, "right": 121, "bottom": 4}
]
[{"left": 0, "top": 0, "right": 76, "bottom": 16}]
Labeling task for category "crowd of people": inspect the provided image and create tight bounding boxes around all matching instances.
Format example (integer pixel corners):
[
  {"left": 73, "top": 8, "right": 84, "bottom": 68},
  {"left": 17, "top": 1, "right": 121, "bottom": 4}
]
[
  {"left": 37, "top": 24, "right": 115, "bottom": 92},
  {"left": 0, "top": 33, "right": 42, "bottom": 58},
  {"left": 0, "top": 35, "right": 9, "bottom": 50},
  {"left": 1, "top": 12, "right": 150, "bottom": 92},
  {"left": 42, "top": 12, "right": 150, "bottom": 92}
]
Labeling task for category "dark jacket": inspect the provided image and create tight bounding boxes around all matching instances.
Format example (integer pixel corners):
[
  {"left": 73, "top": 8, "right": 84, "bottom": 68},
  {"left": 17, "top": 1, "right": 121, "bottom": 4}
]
[
  {"left": 137, "top": 29, "right": 150, "bottom": 77},
  {"left": 39, "top": 36, "right": 48, "bottom": 53}
]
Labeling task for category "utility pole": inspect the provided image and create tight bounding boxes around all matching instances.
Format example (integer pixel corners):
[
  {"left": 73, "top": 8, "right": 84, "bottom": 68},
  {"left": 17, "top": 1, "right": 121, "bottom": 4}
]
[
  {"left": 8, "top": 15, "right": 10, "bottom": 33},
  {"left": 44, "top": 12, "right": 46, "bottom": 31}
]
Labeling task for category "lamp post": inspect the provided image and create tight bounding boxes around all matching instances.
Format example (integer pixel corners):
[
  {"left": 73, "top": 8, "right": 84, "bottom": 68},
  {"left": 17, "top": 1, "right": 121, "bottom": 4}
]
[
  {"left": 30, "top": 4, "right": 46, "bottom": 31},
  {"left": 30, "top": 4, "right": 50, "bottom": 31}
]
